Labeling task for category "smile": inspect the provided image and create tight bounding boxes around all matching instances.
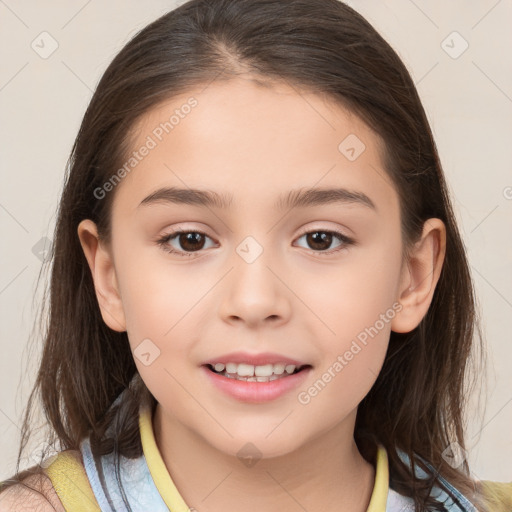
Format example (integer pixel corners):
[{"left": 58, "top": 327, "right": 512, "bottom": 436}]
[
  {"left": 207, "top": 362, "right": 309, "bottom": 382},
  {"left": 202, "top": 364, "right": 312, "bottom": 403}
]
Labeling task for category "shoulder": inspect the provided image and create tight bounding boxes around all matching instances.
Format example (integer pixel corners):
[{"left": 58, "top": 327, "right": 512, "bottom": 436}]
[
  {"left": 0, "top": 471, "right": 65, "bottom": 512},
  {"left": 0, "top": 448, "right": 91, "bottom": 512},
  {"left": 478, "top": 479, "right": 512, "bottom": 511}
]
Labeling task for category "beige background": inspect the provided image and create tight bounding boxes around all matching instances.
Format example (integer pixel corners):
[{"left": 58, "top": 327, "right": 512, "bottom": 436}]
[{"left": 1, "top": 0, "right": 511, "bottom": 483}]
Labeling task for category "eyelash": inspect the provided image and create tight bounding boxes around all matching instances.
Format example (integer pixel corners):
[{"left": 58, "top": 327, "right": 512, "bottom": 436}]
[{"left": 156, "top": 228, "right": 355, "bottom": 258}]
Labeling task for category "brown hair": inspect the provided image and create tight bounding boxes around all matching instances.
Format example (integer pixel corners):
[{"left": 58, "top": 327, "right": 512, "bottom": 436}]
[{"left": 1, "top": 0, "right": 489, "bottom": 510}]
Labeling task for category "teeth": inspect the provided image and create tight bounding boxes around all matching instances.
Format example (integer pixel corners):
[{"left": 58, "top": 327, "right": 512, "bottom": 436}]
[
  {"left": 225, "top": 362, "right": 238, "bottom": 373},
  {"left": 210, "top": 362, "right": 302, "bottom": 379},
  {"left": 237, "top": 363, "right": 255, "bottom": 377},
  {"left": 273, "top": 364, "right": 285, "bottom": 375},
  {"left": 224, "top": 373, "right": 281, "bottom": 382},
  {"left": 255, "top": 364, "right": 273, "bottom": 377}
]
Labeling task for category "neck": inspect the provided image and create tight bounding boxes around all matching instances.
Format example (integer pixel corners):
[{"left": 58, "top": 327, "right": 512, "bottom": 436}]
[{"left": 153, "top": 404, "right": 376, "bottom": 512}]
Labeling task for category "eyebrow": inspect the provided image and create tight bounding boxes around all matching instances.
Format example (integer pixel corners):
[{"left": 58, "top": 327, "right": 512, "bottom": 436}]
[{"left": 138, "top": 186, "right": 377, "bottom": 212}]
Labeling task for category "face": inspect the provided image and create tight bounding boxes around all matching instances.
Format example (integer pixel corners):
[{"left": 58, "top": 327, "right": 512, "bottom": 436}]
[{"left": 82, "top": 77, "right": 412, "bottom": 459}]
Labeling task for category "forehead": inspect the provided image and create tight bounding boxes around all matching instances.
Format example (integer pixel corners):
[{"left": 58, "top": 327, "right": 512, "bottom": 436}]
[{"left": 111, "top": 77, "right": 397, "bottom": 217}]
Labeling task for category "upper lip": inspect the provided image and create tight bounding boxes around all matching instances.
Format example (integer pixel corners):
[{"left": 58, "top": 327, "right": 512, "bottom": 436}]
[{"left": 203, "top": 351, "right": 310, "bottom": 367}]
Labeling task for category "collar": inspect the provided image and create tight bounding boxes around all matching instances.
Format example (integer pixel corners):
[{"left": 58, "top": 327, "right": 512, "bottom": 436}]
[{"left": 139, "top": 403, "right": 389, "bottom": 511}]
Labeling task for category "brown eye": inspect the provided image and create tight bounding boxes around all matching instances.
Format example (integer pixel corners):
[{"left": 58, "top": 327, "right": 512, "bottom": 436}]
[
  {"left": 305, "top": 231, "right": 334, "bottom": 251},
  {"left": 157, "top": 229, "right": 215, "bottom": 257},
  {"left": 177, "top": 232, "right": 206, "bottom": 251},
  {"left": 295, "top": 229, "right": 354, "bottom": 256}
]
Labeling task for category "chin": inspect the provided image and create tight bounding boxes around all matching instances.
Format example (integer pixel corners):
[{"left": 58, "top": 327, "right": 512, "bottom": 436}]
[{"left": 205, "top": 429, "right": 306, "bottom": 462}]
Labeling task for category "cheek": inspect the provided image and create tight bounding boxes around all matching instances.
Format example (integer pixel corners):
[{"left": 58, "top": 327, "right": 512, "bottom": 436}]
[
  {"left": 112, "top": 243, "right": 216, "bottom": 401},
  {"left": 113, "top": 240, "right": 208, "bottom": 340},
  {"left": 295, "top": 239, "right": 402, "bottom": 399},
  {"left": 297, "top": 238, "right": 402, "bottom": 339}
]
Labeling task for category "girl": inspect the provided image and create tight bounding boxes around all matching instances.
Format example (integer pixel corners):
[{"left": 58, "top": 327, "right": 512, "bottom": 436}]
[{"left": 1, "top": 0, "right": 510, "bottom": 510}]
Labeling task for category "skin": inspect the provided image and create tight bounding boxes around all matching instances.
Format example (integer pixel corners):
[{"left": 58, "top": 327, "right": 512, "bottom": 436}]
[{"left": 78, "top": 77, "right": 446, "bottom": 512}]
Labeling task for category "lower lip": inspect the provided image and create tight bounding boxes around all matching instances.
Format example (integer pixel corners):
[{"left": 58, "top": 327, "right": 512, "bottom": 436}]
[{"left": 201, "top": 365, "right": 312, "bottom": 403}]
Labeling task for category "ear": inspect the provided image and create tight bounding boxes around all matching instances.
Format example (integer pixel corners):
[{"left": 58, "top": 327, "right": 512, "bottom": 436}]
[
  {"left": 391, "top": 218, "right": 446, "bottom": 333},
  {"left": 77, "top": 219, "right": 126, "bottom": 332}
]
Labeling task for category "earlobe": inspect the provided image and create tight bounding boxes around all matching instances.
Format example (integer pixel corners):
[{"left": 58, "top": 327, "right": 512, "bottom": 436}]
[
  {"left": 77, "top": 219, "right": 127, "bottom": 332},
  {"left": 391, "top": 218, "right": 446, "bottom": 334}
]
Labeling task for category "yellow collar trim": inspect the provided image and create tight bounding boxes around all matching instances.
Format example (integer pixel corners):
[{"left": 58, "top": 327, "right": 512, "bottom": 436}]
[
  {"left": 367, "top": 442, "right": 389, "bottom": 511},
  {"left": 140, "top": 404, "right": 389, "bottom": 511},
  {"left": 139, "top": 403, "right": 191, "bottom": 512}
]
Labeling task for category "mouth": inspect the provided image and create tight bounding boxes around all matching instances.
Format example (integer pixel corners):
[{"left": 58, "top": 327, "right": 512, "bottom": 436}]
[
  {"left": 203, "top": 362, "right": 312, "bottom": 382},
  {"left": 201, "top": 360, "right": 313, "bottom": 403}
]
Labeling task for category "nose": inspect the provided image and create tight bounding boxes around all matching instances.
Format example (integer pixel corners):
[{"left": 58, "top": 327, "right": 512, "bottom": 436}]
[{"left": 217, "top": 244, "right": 292, "bottom": 329}]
